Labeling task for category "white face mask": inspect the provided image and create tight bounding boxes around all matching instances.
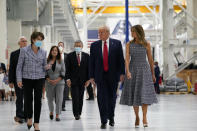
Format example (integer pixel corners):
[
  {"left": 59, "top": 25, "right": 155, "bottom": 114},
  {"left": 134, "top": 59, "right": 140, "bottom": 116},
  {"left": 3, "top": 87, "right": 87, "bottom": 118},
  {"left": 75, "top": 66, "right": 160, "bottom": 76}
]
[{"left": 59, "top": 46, "right": 64, "bottom": 52}]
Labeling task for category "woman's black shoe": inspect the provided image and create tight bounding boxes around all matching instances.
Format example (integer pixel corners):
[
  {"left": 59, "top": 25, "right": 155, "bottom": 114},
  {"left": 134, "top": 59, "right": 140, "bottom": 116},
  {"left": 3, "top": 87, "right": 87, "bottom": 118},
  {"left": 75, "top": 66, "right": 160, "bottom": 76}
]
[
  {"left": 27, "top": 124, "right": 32, "bottom": 130},
  {"left": 33, "top": 123, "right": 40, "bottom": 131},
  {"left": 49, "top": 114, "right": 53, "bottom": 120}
]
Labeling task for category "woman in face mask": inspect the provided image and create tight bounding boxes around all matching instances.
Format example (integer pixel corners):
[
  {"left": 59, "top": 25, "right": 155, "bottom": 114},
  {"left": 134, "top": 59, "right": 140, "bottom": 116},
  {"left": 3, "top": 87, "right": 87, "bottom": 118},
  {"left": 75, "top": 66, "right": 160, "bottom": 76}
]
[{"left": 16, "top": 31, "right": 47, "bottom": 131}]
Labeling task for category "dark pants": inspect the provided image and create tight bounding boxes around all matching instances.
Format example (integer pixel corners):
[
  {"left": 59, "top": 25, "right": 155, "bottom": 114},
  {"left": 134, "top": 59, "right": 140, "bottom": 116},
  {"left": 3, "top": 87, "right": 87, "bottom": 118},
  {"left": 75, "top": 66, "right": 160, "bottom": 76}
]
[
  {"left": 62, "top": 84, "right": 69, "bottom": 109},
  {"left": 23, "top": 78, "right": 45, "bottom": 123},
  {"left": 71, "top": 84, "right": 85, "bottom": 117},
  {"left": 154, "top": 78, "right": 160, "bottom": 94},
  {"left": 0, "top": 89, "right": 5, "bottom": 100},
  {"left": 14, "top": 83, "right": 25, "bottom": 119},
  {"left": 97, "top": 72, "right": 118, "bottom": 124},
  {"left": 86, "top": 85, "right": 94, "bottom": 100}
]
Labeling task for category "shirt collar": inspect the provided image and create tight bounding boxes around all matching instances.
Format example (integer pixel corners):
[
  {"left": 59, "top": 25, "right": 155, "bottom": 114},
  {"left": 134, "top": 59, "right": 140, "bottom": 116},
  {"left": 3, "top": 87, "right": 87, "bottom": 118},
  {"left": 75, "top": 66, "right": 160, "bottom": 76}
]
[{"left": 102, "top": 38, "right": 109, "bottom": 44}]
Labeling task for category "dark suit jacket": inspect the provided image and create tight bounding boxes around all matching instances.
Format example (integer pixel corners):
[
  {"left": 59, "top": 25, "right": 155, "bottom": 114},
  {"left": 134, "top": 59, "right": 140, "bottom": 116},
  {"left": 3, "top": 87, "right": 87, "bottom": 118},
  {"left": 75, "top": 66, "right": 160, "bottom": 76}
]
[
  {"left": 63, "top": 53, "right": 67, "bottom": 80},
  {"left": 89, "top": 38, "right": 125, "bottom": 83},
  {"left": 66, "top": 51, "right": 89, "bottom": 86},
  {"left": 154, "top": 66, "right": 160, "bottom": 79},
  {"left": 8, "top": 49, "right": 20, "bottom": 83}
]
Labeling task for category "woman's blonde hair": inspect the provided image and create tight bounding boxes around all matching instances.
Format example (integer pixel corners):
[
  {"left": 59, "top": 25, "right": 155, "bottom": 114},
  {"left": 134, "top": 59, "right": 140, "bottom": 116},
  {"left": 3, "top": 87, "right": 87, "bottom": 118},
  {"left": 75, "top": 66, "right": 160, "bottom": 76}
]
[{"left": 130, "top": 25, "right": 147, "bottom": 47}]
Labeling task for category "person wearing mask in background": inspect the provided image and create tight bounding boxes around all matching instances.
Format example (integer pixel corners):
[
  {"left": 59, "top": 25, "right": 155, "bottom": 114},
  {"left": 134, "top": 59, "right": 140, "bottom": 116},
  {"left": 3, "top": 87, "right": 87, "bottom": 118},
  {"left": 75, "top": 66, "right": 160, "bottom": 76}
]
[
  {"left": 58, "top": 42, "right": 69, "bottom": 111},
  {"left": 9, "top": 36, "right": 27, "bottom": 123},
  {"left": 154, "top": 61, "right": 160, "bottom": 94},
  {"left": 66, "top": 40, "right": 90, "bottom": 120},
  {"left": 16, "top": 31, "right": 48, "bottom": 131},
  {"left": 89, "top": 26, "right": 125, "bottom": 129},
  {"left": 45, "top": 46, "right": 65, "bottom": 121},
  {"left": 0, "top": 62, "right": 6, "bottom": 73}
]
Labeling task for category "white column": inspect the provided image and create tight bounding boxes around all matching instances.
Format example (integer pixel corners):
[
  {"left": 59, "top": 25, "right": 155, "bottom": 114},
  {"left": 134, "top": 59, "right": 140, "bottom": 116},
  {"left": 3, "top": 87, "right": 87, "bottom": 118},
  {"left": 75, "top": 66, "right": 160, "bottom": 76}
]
[
  {"left": 83, "top": 0, "right": 88, "bottom": 52},
  {"left": 7, "top": 20, "right": 22, "bottom": 53},
  {"left": 22, "top": 25, "right": 33, "bottom": 44},
  {"left": 162, "top": 0, "right": 174, "bottom": 79},
  {"left": 193, "top": 0, "right": 197, "bottom": 38},
  {"left": 186, "top": 0, "right": 197, "bottom": 59},
  {"left": 187, "top": 0, "right": 194, "bottom": 39},
  {"left": 0, "top": 0, "right": 7, "bottom": 64}
]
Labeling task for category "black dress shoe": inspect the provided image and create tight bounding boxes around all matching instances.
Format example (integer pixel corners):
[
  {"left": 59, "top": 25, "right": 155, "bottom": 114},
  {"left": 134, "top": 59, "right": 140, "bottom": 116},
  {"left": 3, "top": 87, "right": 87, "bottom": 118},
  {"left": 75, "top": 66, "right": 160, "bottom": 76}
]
[
  {"left": 86, "top": 98, "right": 94, "bottom": 100},
  {"left": 14, "top": 116, "right": 24, "bottom": 124},
  {"left": 49, "top": 114, "right": 53, "bottom": 120},
  {"left": 33, "top": 123, "right": 40, "bottom": 131},
  {"left": 62, "top": 108, "right": 66, "bottom": 111},
  {"left": 109, "top": 118, "right": 115, "bottom": 126},
  {"left": 75, "top": 116, "right": 80, "bottom": 120},
  {"left": 56, "top": 117, "right": 60, "bottom": 121},
  {"left": 27, "top": 124, "right": 32, "bottom": 130},
  {"left": 100, "top": 123, "right": 106, "bottom": 129}
]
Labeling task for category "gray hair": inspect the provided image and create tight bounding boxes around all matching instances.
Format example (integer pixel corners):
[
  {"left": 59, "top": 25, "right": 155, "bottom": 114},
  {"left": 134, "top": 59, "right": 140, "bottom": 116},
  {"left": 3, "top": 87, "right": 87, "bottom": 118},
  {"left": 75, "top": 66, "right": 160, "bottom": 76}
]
[
  {"left": 74, "top": 40, "right": 83, "bottom": 46},
  {"left": 18, "top": 36, "right": 27, "bottom": 44},
  {"left": 99, "top": 25, "right": 110, "bottom": 33}
]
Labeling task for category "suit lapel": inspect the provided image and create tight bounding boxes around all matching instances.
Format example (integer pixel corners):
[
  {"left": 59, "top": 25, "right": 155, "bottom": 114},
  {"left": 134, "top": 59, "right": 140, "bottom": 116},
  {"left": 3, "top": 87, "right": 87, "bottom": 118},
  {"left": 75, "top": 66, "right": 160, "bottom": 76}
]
[
  {"left": 99, "top": 40, "right": 103, "bottom": 60},
  {"left": 109, "top": 38, "right": 112, "bottom": 57},
  {"left": 73, "top": 52, "right": 79, "bottom": 66}
]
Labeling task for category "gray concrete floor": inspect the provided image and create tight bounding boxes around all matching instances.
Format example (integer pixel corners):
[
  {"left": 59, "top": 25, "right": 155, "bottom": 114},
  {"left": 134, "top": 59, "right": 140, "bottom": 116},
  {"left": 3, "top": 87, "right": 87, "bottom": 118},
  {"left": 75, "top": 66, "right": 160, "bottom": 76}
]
[{"left": 0, "top": 94, "right": 197, "bottom": 131}]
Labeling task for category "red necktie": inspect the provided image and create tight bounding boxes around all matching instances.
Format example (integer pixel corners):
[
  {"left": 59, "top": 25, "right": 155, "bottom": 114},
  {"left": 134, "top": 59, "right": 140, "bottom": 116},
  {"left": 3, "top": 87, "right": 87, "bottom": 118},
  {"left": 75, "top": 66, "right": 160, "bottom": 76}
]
[
  {"left": 77, "top": 54, "right": 80, "bottom": 66},
  {"left": 103, "top": 41, "right": 108, "bottom": 71}
]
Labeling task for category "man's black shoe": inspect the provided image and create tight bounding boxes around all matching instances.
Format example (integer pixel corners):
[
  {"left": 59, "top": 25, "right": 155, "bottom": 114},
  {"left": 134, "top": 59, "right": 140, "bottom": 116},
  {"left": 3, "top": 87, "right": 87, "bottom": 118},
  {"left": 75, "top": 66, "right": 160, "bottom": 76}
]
[
  {"left": 109, "top": 118, "right": 115, "bottom": 126},
  {"left": 14, "top": 116, "right": 24, "bottom": 124},
  {"left": 100, "top": 123, "right": 106, "bottom": 129},
  {"left": 62, "top": 108, "right": 66, "bottom": 111},
  {"left": 86, "top": 98, "right": 94, "bottom": 100},
  {"left": 75, "top": 115, "right": 80, "bottom": 120}
]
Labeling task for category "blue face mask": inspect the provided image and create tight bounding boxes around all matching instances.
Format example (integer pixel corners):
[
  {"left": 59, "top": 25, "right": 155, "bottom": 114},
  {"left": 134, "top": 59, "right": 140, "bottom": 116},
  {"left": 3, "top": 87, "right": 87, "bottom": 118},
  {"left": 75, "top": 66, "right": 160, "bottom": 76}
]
[
  {"left": 75, "top": 47, "right": 81, "bottom": 53},
  {"left": 35, "top": 41, "right": 42, "bottom": 47}
]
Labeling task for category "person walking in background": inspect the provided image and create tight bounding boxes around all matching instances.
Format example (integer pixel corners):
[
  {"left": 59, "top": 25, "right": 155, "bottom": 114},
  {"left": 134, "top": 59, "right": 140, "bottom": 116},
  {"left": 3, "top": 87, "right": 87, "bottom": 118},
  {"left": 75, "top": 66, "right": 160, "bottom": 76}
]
[
  {"left": 0, "top": 68, "right": 5, "bottom": 101},
  {"left": 154, "top": 61, "right": 161, "bottom": 94},
  {"left": 45, "top": 46, "right": 65, "bottom": 121},
  {"left": 16, "top": 31, "right": 47, "bottom": 131},
  {"left": 58, "top": 42, "right": 69, "bottom": 111},
  {"left": 66, "top": 40, "right": 90, "bottom": 120},
  {"left": 89, "top": 26, "right": 125, "bottom": 129},
  {"left": 0, "top": 62, "right": 6, "bottom": 73},
  {"left": 8, "top": 36, "right": 27, "bottom": 123},
  {"left": 3, "top": 70, "right": 9, "bottom": 101},
  {"left": 120, "top": 25, "right": 157, "bottom": 128}
]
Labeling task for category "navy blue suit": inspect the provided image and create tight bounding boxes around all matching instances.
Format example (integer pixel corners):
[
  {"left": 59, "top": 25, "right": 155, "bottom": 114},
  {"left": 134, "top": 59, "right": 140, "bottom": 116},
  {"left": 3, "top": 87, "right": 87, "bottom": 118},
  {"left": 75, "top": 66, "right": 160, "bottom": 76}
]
[{"left": 90, "top": 38, "right": 125, "bottom": 124}]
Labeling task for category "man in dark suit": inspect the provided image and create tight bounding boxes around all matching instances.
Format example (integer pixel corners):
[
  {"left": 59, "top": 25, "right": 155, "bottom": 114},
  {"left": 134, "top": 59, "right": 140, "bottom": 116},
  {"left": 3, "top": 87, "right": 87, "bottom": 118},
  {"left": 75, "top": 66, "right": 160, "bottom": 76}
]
[
  {"left": 89, "top": 26, "right": 125, "bottom": 129},
  {"left": 0, "top": 62, "right": 6, "bottom": 73},
  {"left": 154, "top": 61, "right": 160, "bottom": 94},
  {"left": 58, "top": 42, "right": 69, "bottom": 111},
  {"left": 8, "top": 36, "right": 27, "bottom": 123},
  {"left": 66, "top": 40, "right": 90, "bottom": 120}
]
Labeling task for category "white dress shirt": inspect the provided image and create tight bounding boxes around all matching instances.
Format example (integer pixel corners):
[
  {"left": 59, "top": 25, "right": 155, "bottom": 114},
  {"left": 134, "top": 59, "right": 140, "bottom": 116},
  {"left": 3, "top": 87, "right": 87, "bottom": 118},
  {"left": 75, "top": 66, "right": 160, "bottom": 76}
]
[{"left": 76, "top": 52, "right": 82, "bottom": 62}]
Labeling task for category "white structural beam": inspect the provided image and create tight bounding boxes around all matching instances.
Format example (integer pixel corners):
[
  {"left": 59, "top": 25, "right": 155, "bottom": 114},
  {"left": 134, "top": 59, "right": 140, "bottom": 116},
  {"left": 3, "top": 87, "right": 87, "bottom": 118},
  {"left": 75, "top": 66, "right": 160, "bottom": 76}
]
[
  {"left": 86, "top": 0, "right": 158, "bottom": 7},
  {"left": 87, "top": 6, "right": 107, "bottom": 27},
  {"left": 83, "top": 0, "right": 88, "bottom": 52},
  {"left": 144, "top": 4, "right": 160, "bottom": 21},
  {"left": 87, "top": 0, "right": 105, "bottom": 21},
  {"left": 162, "top": 0, "right": 175, "bottom": 80},
  {"left": 0, "top": 0, "right": 7, "bottom": 64},
  {"left": 174, "top": 0, "right": 197, "bottom": 23}
]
